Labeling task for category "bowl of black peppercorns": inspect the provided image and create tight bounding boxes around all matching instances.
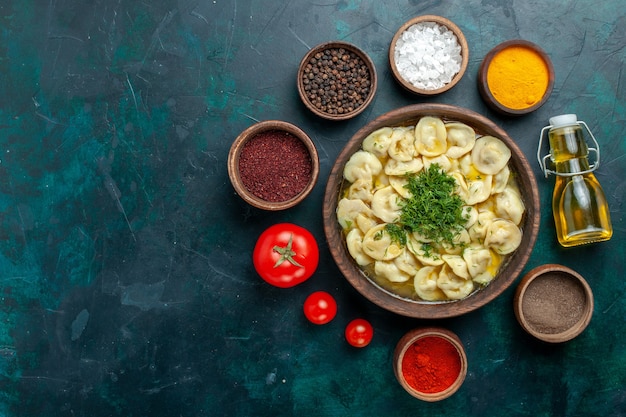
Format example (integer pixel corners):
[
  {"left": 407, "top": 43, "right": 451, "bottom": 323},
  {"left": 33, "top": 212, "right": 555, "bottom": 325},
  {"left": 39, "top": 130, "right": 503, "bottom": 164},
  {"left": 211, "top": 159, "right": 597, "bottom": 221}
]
[{"left": 297, "top": 41, "right": 377, "bottom": 121}]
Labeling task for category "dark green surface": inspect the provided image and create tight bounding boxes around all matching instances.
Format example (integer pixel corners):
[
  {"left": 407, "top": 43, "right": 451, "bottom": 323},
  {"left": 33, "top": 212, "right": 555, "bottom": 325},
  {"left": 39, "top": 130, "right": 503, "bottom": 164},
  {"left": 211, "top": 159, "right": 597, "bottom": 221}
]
[{"left": 1, "top": 1, "right": 625, "bottom": 416}]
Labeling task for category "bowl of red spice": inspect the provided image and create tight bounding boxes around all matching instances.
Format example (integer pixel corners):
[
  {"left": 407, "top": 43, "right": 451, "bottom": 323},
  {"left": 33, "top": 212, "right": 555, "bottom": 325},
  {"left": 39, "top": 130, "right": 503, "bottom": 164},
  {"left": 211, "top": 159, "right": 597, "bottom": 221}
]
[
  {"left": 228, "top": 120, "right": 320, "bottom": 211},
  {"left": 478, "top": 39, "right": 555, "bottom": 116},
  {"left": 297, "top": 41, "right": 377, "bottom": 121},
  {"left": 514, "top": 264, "right": 594, "bottom": 343},
  {"left": 393, "top": 327, "right": 467, "bottom": 401},
  {"left": 389, "top": 15, "right": 469, "bottom": 95}
]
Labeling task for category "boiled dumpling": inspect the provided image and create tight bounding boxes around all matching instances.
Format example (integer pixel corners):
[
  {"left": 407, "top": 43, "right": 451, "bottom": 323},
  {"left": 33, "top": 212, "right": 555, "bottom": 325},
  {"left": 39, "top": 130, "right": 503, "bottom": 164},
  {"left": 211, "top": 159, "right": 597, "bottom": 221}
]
[
  {"left": 453, "top": 172, "right": 493, "bottom": 205},
  {"left": 414, "top": 116, "right": 447, "bottom": 157},
  {"left": 347, "top": 178, "right": 374, "bottom": 203},
  {"left": 394, "top": 248, "right": 421, "bottom": 276},
  {"left": 336, "top": 198, "right": 373, "bottom": 230},
  {"left": 437, "top": 264, "right": 474, "bottom": 300},
  {"left": 468, "top": 211, "right": 496, "bottom": 242},
  {"left": 445, "top": 122, "right": 476, "bottom": 159},
  {"left": 414, "top": 266, "right": 447, "bottom": 301},
  {"left": 384, "top": 157, "right": 423, "bottom": 176},
  {"left": 410, "top": 230, "right": 434, "bottom": 244},
  {"left": 362, "top": 224, "right": 403, "bottom": 261},
  {"left": 375, "top": 260, "right": 411, "bottom": 283},
  {"left": 346, "top": 228, "right": 375, "bottom": 266},
  {"left": 484, "top": 219, "right": 522, "bottom": 255},
  {"left": 344, "top": 150, "right": 383, "bottom": 183},
  {"left": 388, "top": 127, "right": 417, "bottom": 162},
  {"left": 471, "top": 136, "right": 511, "bottom": 175},
  {"left": 462, "top": 205, "right": 478, "bottom": 229},
  {"left": 492, "top": 165, "right": 510, "bottom": 194},
  {"left": 389, "top": 175, "right": 412, "bottom": 199},
  {"left": 371, "top": 186, "right": 402, "bottom": 223},
  {"left": 354, "top": 213, "right": 377, "bottom": 235},
  {"left": 465, "top": 175, "right": 493, "bottom": 205},
  {"left": 362, "top": 127, "right": 394, "bottom": 158},
  {"left": 406, "top": 238, "right": 444, "bottom": 266},
  {"left": 441, "top": 229, "right": 471, "bottom": 255},
  {"left": 441, "top": 254, "right": 470, "bottom": 280},
  {"left": 462, "top": 245, "right": 495, "bottom": 284},
  {"left": 495, "top": 186, "right": 525, "bottom": 225},
  {"left": 423, "top": 154, "right": 452, "bottom": 172}
]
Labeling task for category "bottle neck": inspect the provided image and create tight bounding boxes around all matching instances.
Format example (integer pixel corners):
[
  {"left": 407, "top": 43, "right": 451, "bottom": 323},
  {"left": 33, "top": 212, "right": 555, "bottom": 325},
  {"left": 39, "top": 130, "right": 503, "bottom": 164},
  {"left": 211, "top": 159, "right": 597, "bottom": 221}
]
[{"left": 549, "top": 125, "right": 590, "bottom": 174}]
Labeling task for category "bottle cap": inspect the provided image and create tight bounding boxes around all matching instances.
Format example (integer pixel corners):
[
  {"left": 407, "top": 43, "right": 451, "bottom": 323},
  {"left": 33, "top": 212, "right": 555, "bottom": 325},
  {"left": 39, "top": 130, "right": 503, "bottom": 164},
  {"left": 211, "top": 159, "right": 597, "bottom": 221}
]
[{"left": 549, "top": 114, "right": 578, "bottom": 129}]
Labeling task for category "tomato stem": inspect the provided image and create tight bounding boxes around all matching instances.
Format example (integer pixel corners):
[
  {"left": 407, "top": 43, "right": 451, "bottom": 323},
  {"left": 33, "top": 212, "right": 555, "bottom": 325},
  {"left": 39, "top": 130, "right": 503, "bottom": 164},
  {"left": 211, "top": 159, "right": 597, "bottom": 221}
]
[{"left": 272, "top": 234, "right": 304, "bottom": 268}]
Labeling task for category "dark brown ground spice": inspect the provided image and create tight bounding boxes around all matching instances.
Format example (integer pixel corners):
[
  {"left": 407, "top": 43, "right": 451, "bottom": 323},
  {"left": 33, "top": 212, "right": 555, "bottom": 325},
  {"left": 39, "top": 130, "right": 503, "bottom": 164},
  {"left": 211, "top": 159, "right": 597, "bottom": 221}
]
[
  {"left": 522, "top": 273, "right": 586, "bottom": 334},
  {"left": 301, "top": 47, "right": 371, "bottom": 116},
  {"left": 238, "top": 130, "right": 312, "bottom": 202}
]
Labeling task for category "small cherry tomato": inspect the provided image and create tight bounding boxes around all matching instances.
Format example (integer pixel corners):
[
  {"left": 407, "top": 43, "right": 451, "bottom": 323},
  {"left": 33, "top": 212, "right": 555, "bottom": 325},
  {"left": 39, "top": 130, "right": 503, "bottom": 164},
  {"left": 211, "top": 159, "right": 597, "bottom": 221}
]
[
  {"left": 345, "top": 318, "right": 374, "bottom": 348},
  {"left": 303, "top": 291, "right": 337, "bottom": 325},
  {"left": 253, "top": 223, "right": 319, "bottom": 288}
]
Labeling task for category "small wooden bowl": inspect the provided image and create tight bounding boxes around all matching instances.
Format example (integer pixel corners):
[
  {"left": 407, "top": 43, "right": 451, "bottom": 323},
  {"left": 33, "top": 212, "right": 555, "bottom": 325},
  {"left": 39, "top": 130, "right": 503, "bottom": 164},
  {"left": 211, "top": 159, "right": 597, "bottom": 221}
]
[
  {"left": 478, "top": 40, "right": 554, "bottom": 116},
  {"left": 297, "top": 41, "right": 377, "bottom": 121},
  {"left": 228, "top": 120, "right": 320, "bottom": 211},
  {"left": 323, "top": 103, "right": 540, "bottom": 319},
  {"left": 394, "top": 327, "right": 467, "bottom": 401},
  {"left": 389, "top": 15, "right": 469, "bottom": 95},
  {"left": 514, "top": 264, "right": 593, "bottom": 343}
]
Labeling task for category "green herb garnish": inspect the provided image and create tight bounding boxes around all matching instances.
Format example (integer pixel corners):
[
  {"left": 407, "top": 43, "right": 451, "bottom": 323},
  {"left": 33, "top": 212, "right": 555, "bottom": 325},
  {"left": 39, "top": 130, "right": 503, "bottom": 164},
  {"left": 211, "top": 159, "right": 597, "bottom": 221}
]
[
  {"left": 385, "top": 223, "right": 407, "bottom": 246},
  {"left": 398, "top": 163, "right": 467, "bottom": 245}
]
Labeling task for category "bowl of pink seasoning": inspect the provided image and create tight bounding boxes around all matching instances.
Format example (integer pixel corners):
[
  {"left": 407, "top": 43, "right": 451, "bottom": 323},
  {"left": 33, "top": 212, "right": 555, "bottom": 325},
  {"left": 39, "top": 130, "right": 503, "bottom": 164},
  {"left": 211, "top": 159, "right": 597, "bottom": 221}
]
[{"left": 228, "top": 120, "right": 320, "bottom": 211}]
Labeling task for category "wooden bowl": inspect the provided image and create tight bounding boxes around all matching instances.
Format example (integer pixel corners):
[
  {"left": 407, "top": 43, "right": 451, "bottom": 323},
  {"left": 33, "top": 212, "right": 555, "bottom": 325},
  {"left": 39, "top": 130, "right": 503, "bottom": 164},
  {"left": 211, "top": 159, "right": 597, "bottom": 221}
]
[
  {"left": 393, "top": 327, "right": 467, "bottom": 401},
  {"left": 514, "top": 264, "right": 594, "bottom": 343},
  {"left": 322, "top": 103, "right": 540, "bottom": 319},
  {"left": 228, "top": 120, "right": 320, "bottom": 211},
  {"left": 478, "top": 40, "right": 554, "bottom": 116},
  {"left": 389, "top": 15, "right": 469, "bottom": 95},
  {"left": 297, "top": 41, "right": 377, "bottom": 121}
]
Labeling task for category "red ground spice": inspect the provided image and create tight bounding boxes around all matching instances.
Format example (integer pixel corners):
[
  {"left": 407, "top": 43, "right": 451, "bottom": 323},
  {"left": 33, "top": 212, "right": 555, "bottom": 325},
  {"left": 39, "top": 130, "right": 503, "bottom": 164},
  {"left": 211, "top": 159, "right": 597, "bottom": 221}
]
[
  {"left": 238, "top": 130, "right": 312, "bottom": 202},
  {"left": 401, "top": 336, "right": 461, "bottom": 393}
]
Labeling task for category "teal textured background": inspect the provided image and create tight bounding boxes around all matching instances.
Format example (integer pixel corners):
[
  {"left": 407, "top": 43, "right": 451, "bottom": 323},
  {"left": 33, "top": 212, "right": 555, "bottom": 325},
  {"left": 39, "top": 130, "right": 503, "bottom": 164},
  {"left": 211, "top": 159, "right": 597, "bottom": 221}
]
[{"left": 0, "top": 0, "right": 624, "bottom": 416}]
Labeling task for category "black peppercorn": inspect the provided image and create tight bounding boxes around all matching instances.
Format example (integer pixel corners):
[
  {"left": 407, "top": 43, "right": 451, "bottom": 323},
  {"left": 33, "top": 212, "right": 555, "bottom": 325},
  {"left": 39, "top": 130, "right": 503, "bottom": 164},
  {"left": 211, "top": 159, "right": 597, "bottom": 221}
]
[{"left": 301, "top": 47, "right": 371, "bottom": 117}]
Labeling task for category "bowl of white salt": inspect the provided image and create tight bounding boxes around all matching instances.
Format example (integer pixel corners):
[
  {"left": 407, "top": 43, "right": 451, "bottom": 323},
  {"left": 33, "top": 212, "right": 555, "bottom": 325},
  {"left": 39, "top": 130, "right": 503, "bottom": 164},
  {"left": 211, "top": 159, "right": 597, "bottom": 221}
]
[{"left": 389, "top": 15, "right": 469, "bottom": 95}]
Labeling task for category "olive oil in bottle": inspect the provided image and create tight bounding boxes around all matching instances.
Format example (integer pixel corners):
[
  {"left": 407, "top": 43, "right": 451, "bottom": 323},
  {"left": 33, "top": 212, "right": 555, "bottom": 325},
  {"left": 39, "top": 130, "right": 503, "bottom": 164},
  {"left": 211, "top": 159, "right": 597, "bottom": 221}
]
[{"left": 538, "top": 114, "right": 612, "bottom": 247}]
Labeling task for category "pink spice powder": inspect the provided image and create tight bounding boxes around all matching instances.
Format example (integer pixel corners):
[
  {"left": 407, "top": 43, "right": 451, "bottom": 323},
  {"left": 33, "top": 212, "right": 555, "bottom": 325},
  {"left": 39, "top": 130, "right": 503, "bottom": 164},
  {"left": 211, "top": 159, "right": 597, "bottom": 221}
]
[{"left": 238, "top": 130, "right": 312, "bottom": 202}]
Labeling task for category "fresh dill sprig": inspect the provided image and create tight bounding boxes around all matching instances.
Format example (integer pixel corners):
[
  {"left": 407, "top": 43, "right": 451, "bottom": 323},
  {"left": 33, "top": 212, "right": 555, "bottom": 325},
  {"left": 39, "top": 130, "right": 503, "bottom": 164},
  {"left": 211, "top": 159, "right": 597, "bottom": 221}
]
[
  {"left": 397, "top": 163, "right": 466, "bottom": 245},
  {"left": 384, "top": 223, "right": 407, "bottom": 246}
]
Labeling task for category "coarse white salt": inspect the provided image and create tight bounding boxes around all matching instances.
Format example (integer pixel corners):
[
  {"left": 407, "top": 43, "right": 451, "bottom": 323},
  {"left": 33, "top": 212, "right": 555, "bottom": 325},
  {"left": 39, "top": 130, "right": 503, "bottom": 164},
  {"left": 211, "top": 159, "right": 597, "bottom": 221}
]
[{"left": 394, "top": 21, "right": 462, "bottom": 90}]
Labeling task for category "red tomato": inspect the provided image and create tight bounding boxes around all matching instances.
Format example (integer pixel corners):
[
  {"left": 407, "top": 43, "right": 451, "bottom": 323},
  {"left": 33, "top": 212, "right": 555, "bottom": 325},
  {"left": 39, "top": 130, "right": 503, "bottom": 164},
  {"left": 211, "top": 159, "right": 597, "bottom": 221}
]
[
  {"left": 253, "top": 223, "right": 319, "bottom": 288},
  {"left": 345, "top": 319, "right": 374, "bottom": 348},
  {"left": 303, "top": 291, "right": 337, "bottom": 325}
]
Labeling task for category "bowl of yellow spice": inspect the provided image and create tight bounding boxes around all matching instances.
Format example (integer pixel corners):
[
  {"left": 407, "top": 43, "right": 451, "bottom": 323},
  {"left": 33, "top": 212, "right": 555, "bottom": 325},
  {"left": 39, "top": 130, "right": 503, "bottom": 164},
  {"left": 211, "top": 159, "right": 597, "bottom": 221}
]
[{"left": 478, "top": 40, "right": 554, "bottom": 116}]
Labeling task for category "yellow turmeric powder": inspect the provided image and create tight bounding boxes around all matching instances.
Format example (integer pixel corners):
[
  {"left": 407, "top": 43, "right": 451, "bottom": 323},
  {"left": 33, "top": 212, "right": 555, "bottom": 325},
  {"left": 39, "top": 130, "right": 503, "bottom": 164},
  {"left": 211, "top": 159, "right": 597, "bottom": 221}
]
[{"left": 486, "top": 46, "right": 550, "bottom": 110}]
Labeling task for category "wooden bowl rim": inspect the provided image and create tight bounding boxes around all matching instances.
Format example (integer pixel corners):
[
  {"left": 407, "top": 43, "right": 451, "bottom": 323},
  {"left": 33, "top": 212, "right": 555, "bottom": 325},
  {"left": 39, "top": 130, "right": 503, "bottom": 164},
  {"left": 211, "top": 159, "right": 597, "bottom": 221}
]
[
  {"left": 477, "top": 39, "right": 555, "bottom": 116},
  {"left": 228, "top": 120, "right": 320, "bottom": 211},
  {"left": 388, "top": 15, "right": 469, "bottom": 96},
  {"left": 297, "top": 40, "right": 378, "bottom": 121},
  {"left": 393, "top": 327, "right": 467, "bottom": 401},
  {"left": 322, "top": 103, "right": 541, "bottom": 319},
  {"left": 513, "top": 263, "right": 594, "bottom": 343}
]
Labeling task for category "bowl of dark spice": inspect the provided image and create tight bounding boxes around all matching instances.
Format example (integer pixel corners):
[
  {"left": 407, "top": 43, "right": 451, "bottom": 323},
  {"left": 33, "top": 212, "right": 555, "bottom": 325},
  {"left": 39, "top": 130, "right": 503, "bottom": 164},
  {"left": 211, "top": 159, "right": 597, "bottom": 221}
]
[
  {"left": 478, "top": 40, "right": 554, "bottom": 116},
  {"left": 389, "top": 15, "right": 469, "bottom": 95},
  {"left": 228, "top": 120, "right": 320, "bottom": 211},
  {"left": 514, "top": 264, "right": 594, "bottom": 343},
  {"left": 393, "top": 327, "right": 467, "bottom": 401},
  {"left": 297, "top": 41, "right": 377, "bottom": 121}
]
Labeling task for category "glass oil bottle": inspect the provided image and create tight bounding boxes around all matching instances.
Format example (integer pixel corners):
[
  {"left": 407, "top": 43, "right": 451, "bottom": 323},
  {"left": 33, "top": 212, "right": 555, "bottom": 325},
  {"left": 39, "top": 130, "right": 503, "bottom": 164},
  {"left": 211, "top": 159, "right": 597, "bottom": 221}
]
[{"left": 538, "top": 114, "right": 612, "bottom": 247}]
